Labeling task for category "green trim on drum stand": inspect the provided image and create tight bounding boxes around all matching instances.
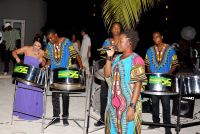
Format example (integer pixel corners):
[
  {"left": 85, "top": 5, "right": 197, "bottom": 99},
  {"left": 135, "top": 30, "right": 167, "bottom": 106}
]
[
  {"left": 13, "top": 65, "right": 29, "bottom": 74},
  {"left": 58, "top": 70, "right": 79, "bottom": 79},
  {"left": 149, "top": 76, "right": 172, "bottom": 87}
]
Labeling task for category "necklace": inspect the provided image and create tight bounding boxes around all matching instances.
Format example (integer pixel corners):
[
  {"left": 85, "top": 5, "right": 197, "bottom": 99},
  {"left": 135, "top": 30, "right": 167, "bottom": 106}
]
[
  {"left": 54, "top": 43, "right": 61, "bottom": 59},
  {"left": 155, "top": 44, "right": 166, "bottom": 63}
]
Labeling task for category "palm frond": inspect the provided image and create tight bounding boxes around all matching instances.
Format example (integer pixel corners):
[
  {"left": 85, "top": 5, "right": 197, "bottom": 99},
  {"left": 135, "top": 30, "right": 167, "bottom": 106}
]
[{"left": 102, "top": 0, "right": 162, "bottom": 31}]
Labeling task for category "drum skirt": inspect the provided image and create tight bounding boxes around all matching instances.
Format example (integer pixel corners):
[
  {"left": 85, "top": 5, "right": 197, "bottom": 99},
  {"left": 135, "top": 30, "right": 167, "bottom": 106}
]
[
  {"left": 13, "top": 56, "right": 43, "bottom": 120},
  {"left": 13, "top": 83, "right": 43, "bottom": 120}
]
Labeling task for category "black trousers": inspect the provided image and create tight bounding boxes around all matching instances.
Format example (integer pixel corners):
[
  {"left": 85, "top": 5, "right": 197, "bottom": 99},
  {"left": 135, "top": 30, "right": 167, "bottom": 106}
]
[
  {"left": 0, "top": 43, "right": 5, "bottom": 62},
  {"left": 52, "top": 92, "right": 69, "bottom": 118},
  {"left": 151, "top": 95, "right": 171, "bottom": 131},
  {"left": 4, "top": 50, "right": 16, "bottom": 73},
  {"left": 100, "top": 80, "right": 108, "bottom": 122}
]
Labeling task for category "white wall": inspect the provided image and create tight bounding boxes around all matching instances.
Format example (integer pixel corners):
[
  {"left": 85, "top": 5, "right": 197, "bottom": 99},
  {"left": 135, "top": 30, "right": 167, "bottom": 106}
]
[{"left": 0, "top": 0, "right": 47, "bottom": 44}]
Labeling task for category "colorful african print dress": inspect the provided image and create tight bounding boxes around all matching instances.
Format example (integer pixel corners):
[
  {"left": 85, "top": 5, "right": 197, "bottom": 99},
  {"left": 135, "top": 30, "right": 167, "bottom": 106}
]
[{"left": 105, "top": 53, "right": 147, "bottom": 134}]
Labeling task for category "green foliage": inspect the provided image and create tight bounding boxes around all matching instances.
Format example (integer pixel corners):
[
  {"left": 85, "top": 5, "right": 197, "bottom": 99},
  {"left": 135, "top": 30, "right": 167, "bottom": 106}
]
[{"left": 102, "top": 0, "right": 162, "bottom": 31}]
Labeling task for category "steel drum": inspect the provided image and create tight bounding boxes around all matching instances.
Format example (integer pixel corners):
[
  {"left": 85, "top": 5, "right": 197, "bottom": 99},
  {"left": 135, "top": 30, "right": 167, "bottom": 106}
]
[
  {"left": 93, "top": 59, "right": 106, "bottom": 81},
  {"left": 175, "top": 75, "right": 200, "bottom": 95},
  {"left": 12, "top": 63, "right": 45, "bottom": 87},
  {"left": 50, "top": 67, "right": 85, "bottom": 91},
  {"left": 142, "top": 73, "right": 177, "bottom": 95}
]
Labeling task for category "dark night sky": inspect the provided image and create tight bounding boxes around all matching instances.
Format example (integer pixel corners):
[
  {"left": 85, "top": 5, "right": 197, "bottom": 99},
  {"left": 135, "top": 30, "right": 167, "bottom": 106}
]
[{"left": 44, "top": 0, "right": 200, "bottom": 59}]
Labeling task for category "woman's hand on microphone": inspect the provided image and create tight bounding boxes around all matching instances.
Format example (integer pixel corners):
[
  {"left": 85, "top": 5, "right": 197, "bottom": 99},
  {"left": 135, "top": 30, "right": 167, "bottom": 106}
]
[{"left": 106, "top": 46, "right": 115, "bottom": 57}]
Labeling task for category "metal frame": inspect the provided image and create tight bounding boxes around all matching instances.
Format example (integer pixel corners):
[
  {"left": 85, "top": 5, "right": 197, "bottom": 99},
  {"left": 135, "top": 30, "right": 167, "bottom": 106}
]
[
  {"left": 11, "top": 67, "right": 104, "bottom": 134},
  {"left": 11, "top": 80, "right": 45, "bottom": 125},
  {"left": 142, "top": 75, "right": 200, "bottom": 134},
  {"left": 41, "top": 67, "right": 100, "bottom": 134}
]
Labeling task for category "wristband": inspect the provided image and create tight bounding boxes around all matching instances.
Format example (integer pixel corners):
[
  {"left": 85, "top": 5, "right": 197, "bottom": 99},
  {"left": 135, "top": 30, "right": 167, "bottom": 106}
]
[
  {"left": 106, "top": 56, "right": 112, "bottom": 61},
  {"left": 129, "top": 102, "right": 136, "bottom": 110}
]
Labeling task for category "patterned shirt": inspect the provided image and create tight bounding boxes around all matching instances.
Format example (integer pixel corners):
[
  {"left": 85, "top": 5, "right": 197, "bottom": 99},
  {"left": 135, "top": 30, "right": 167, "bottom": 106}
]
[
  {"left": 100, "top": 38, "right": 112, "bottom": 58},
  {"left": 145, "top": 44, "right": 179, "bottom": 73},
  {"left": 45, "top": 38, "right": 78, "bottom": 70}
]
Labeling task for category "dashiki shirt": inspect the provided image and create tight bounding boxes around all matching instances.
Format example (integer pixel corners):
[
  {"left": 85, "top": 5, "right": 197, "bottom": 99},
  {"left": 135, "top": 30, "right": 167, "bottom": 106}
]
[
  {"left": 45, "top": 38, "right": 78, "bottom": 70},
  {"left": 103, "top": 38, "right": 112, "bottom": 48},
  {"left": 105, "top": 53, "right": 147, "bottom": 134},
  {"left": 145, "top": 44, "right": 179, "bottom": 73},
  {"left": 100, "top": 38, "right": 112, "bottom": 58}
]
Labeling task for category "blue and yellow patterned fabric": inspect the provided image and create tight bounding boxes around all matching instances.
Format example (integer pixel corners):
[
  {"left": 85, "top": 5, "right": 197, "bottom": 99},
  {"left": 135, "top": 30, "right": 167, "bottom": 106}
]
[
  {"left": 45, "top": 38, "right": 77, "bottom": 70},
  {"left": 145, "top": 45, "right": 179, "bottom": 73}
]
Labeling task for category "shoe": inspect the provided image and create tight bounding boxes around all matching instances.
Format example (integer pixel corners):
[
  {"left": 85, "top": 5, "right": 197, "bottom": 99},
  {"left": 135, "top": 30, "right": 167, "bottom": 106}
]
[
  {"left": 147, "top": 125, "right": 160, "bottom": 129},
  {"left": 63, "top": 119, "right": 69, "bottom": 126},
  {"left": 94, "top": 120, "right": 104, "bottom": 127},
  {"left": 48, "top": 118, "right": 60, "bottom": 125}
]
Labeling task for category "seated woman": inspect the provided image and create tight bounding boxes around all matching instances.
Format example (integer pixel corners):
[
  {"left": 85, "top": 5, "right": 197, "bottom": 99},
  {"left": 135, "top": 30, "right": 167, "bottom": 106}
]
[{"left": 12, "top": 36, "right": 45, "bottom": 120}]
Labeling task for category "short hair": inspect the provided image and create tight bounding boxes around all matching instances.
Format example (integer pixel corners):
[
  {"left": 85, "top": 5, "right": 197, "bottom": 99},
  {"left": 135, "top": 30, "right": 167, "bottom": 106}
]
[
  {"left": 123, "top": 29, "right": 140, "bottom": 50},
  {"left": 46, "top": 29, "right": 57, "bottom": 36},
  {"left": 81, "top": 28, "right": 88, "bottom": 34},
  {"left": 152, "top": 30, "right": 163, "bottom": 36}
]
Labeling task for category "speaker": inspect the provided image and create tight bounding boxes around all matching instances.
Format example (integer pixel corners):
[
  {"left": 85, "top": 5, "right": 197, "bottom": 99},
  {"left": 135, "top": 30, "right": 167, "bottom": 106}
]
[{"left": 172, "top": 97, "right": 195, "bottom": 119}]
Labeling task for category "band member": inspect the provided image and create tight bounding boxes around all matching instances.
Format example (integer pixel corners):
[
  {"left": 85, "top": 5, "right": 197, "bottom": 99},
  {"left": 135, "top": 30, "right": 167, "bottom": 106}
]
[
  {"left": 12, "top": 36, "right": 45, "bottom": 120},
  {"left": 104, "top": 30, "right": 147, "bottom": 134},
  {"left": 45, "top": 29, "right": 83, "bottom": 126},
  {"left": 145, "top": 31, "right": 179, "bottom": 134},
  {"left": 94, "top": 22, "right": 123, "bottom": 127}
]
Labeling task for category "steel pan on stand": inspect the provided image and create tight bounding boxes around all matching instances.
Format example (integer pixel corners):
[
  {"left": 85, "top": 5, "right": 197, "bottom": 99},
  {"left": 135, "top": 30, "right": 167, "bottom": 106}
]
[
  {"left": 49, "top": 67, "right": 86, "bottom": 91},
  {"left": 12, "top": 63, "right": 45, "bottom": 88},
  {"left": 42, "top": 66, "right": 103, "bottom": 134},
  {"left": 11, "top": 64, "right": 48, "bottom": 127},
  {"left": 142, "top": 73, "right": 177, "bottom": 95},
  {"left": 175, "top": 75, "right": 200, "bottom": 95}
]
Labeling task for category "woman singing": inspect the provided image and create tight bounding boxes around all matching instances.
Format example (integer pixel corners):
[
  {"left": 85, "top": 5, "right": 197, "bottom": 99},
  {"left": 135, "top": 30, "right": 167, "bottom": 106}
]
[{"left": 104, "top": 30, "right": 147, "bottom": 134}]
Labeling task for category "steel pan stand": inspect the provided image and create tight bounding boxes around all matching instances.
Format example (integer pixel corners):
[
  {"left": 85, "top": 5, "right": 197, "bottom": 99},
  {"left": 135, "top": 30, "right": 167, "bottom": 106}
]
[
  {"left": 41, "top": 68, "right": 95, "bottom": 134},
  {"left": 83, "top": 67, "right": 106, "bottom": 134},
  {"left": 11, "top": 76, "right": 46, "bottom": 125},
  {"left": 141, "top": 74, "right": 182, "bottom": 134},
  {"left": 174, "top": 75, "right": 200, "bottom": 133},
  {"left": 142, "top": 75, "right": 200, "bottom": 134},
  {"left": 41, "top": 69, "right": 49, "bottom": 134}
]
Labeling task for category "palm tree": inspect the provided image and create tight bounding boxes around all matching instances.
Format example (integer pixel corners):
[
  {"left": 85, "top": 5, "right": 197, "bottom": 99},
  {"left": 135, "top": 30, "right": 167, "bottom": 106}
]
[{"left": 102, "top": 0, "right": 164, "bottom": 31}]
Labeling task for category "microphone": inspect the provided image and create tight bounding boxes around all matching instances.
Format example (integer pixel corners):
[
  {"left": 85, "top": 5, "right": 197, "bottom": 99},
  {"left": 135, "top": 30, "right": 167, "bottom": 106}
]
[
  {"left": 97, "top": 45, "right": 118, "bottom": 51},
  {"left": 97, "top": 47, "right": 111, "bottom": 51}
]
